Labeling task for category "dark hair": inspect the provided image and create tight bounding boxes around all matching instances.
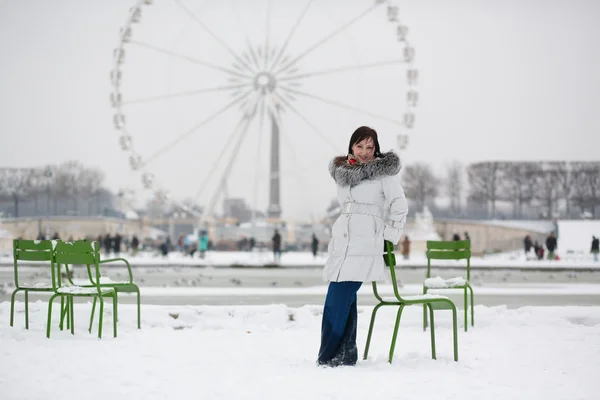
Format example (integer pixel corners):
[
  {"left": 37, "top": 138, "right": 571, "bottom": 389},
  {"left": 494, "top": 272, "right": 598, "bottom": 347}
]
[{"left": 348, "top": 126, "right": 382, "bottom": 158}]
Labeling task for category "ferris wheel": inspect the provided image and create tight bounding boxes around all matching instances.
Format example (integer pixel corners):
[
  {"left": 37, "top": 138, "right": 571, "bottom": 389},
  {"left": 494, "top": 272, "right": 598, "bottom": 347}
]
[{"left": 110, "top": 0, "right": 418, "bottom": 221}]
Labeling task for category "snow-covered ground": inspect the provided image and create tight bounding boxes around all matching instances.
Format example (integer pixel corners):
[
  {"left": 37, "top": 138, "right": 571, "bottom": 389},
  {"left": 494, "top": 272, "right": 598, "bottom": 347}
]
[
  {"left": 1, "top": 302, "right": 598, "bottom": 399},
  {"left": 2, "top": 249, "right": 599, "bottom": 270}
]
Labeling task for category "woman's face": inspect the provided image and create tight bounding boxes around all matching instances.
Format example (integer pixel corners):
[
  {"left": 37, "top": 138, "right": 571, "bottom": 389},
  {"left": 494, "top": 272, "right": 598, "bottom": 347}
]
[{"left": 351, "top": 137, "right": 375, "bottom": 163}]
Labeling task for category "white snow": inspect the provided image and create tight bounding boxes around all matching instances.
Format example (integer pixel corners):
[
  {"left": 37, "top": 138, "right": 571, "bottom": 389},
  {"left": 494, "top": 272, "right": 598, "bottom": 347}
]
[
  {"left": 424, "top": 276, "right": 468, "bottom": 288},
  {"left": 557, "top": 220, "right": 600, "bottom": 253},
  {"left": 2, "top": 249, "right": 600, "bottom": 270},
  {"left": 1, "top": 302, "right": 598, "bottom": 399},
  {"left": 56, "top": 286, "right": 115, "bottom": 295}
]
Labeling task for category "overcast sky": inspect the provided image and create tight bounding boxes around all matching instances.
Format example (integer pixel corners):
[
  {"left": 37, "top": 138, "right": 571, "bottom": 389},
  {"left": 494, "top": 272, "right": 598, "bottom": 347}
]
[{"left": 1, "top": 0, "right": 599, "bottom": 220}]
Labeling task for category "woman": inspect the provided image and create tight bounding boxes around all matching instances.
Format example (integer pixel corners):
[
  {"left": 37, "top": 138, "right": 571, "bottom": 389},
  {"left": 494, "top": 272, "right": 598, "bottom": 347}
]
[{"left": 318, "top": 126, "right": 408, "bottom": 367}]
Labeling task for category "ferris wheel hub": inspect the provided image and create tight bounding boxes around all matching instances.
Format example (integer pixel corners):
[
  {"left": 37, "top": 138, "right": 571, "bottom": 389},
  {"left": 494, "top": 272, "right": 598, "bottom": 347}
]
[{"left": 254, "top": 72, "right": 276, "bottom": 94}]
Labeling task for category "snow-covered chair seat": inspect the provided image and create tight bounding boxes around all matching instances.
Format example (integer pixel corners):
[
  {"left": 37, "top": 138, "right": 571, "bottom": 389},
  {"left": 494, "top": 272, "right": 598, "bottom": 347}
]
[
  {"left": 57, "top": 286, "right": 115, "bottom": 295},
  {"left": 19, "top": 282, "right": 54, "bottom": 290},
  {"left": 424, "top": 276, "right": 467, "bottom": 289},
  {"left": 72, "top": 277, "right": 130, "bottom": 286}
]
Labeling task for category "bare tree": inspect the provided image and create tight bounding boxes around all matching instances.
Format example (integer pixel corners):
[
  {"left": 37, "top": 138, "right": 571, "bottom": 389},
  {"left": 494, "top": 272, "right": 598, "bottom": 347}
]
[
  {"left": 401, "top": 162, "right": 439, "bottom": 212},
  {"left": 501, "top": 162, "right": 538, "bottom": 218},
  {"left": 573, "top": 162, "right": 600, "bottom": 218},
  {"left": 445, "top": 160, "right": 463, "bottom": 215},
  {"left": 534, "top": 163, "right": 561, "bottom": 218},
  {"left": 80, "top": 167, "right": 105, "bottom": 215},
  {"left": 555, "top": 162, "right": 576, "bottom": 218},
  {"left": 54, "top": 161, "right": 85, "bottom": 214},
  {"left": 0, "top": 168, "right": 30, "bottom": 217},
  {"left": 25, "top": 168, "right": 48, "bottom": 216},
  {"left": 587, "top": 163, "right": 600, "bottom": 217},
  {"left": 467, "top": 162, "right": 503, "bottom": 218}
]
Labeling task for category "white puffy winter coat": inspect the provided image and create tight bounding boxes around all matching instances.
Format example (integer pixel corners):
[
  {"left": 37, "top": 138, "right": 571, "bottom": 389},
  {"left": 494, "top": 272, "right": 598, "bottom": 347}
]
[{"left": 324, "top": 152, "right": 408, "bottom": 282}]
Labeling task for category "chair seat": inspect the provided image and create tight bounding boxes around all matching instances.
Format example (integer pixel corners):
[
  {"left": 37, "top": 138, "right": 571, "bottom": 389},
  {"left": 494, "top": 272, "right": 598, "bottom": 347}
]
[
  {"left": 424, "top": 276, "right": 467, "bottom": 289},
  {"left": 20, "top": 282, "right": 54, "bottom": 290},
  {"left": 380, "top": 293, "right": 449, "bottom": 303},
  {"left": 57, "top": 286, "right": 115, "bottom": 295},
  {"left": 72, "top": 277, "right": 130, "bottom": 286}
]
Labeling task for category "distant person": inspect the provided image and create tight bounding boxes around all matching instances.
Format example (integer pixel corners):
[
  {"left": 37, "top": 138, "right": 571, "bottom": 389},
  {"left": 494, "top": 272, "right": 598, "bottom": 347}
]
[
  {"left": 546, "top": 232, "right": 557, "bottom": 260},
  {"left": 311, "top": 233, "right": 319, "bottom": 258},
  {"left": 400, "top": 235, "right": 411, "bottom": 260},
  {"left": 249, "top": 237, "right": 256, "bottom": 252},
  {"left": 103, "top": 233, "right": 112, "bottom": 256},
  {"left": 591, "top": 236, "right": 599, "bottom": 262},
  {"left": 452, "top": 232, "right": 460, "bottom": 241},
  {"left": 198, "top": 231, "right": 209, "bottom": 259},
  {"left": 464, "top": 232, "right": 471, "bottom": 242},
  {"left": 160, "top": 240, "right": 169, "bottom": 257},
  {"left": 272, "top": 229, "right": 282, "bottom": 261},
  {"left": 524, "top": 235, "right": 533, "bottom": 254},
  {"left": 534, "top": 241, "right": 544, "bottom": 260},
  {"left": 114, "top": 233, "right": 122, "bottom": 256},
  {"left": 131, "top": 235, "right": 140, "bottom": 256}
]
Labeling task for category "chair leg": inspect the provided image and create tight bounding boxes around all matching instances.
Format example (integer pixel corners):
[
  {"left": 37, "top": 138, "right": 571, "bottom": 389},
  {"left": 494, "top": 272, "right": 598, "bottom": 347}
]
[
  {"left": 59, "top": 296, "right": 65, "bottom": 330},
  {"left": 363, "top": 303, "right": 384, "bottom": 360},
  {"left": 423, "top": 287, "right": 429, "bottom": 331},
  {"left": 388, "top": 305, "right": 405, "bottom": 364},
  {"left": 112, "top": 293, "right": 118, "bottom": 338},
  {"left": 24, "top": 291, "right": 30, "bottom": 329},
  {"left": 463, "top": 287, "right": 468, "bottom": 332},
  {"left": 450, "top": 302, "right": 459, "bottom": 362},
  {"left": 89, "top": 297, "right": 97, "bottom": 334},
  {"left": 9, "top": 288, "right": 20, "bottom": 327},
  {"left": 136, "top": 287, "right": 141, "bottom": 329},
  {"left": 70, "top": 297, "right": 75, "bottom": 335},
  {"left": 98, "top": 297, "right": 105, "bottom": 339},
  {"left": 468, "top": 285, "right": 475, "bottom": 327},
  {"left": 428, "top": 304, "right": 436, "bottom": 360},
  {"left": 46, "top": 294, "right": 60, "bottom": 338}
]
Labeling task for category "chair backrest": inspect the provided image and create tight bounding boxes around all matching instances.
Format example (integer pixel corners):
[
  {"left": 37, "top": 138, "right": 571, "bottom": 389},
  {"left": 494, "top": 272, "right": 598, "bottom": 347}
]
[
  {"left": 375, "top": 240, "right": 405, "bottom": 301},
  {"left": 13, "top": 239, "right": 54, "bottom": 289},
  {"left": 53, "top": 240, "right": 102, "bottom": 292},
  {"left": 426, "top": 240, "right": 471, "bottom": 281}
]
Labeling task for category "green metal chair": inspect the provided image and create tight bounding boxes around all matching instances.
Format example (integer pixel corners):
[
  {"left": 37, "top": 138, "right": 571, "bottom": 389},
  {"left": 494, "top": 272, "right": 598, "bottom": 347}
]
[
  {"left": 61, "top": 241, "right": 141, "bottom": 330},
  {"left": 423, "top": 240, "right": 474, "bottom": 332},
  {"left": 9, "top": 239, "right": 69, "bottom": 330},
  {"left": 363, "top": 240, "right": 459, "bottom": 363},
  {"left": 47, "top": 240, "right": 117, "bottom": 339}
]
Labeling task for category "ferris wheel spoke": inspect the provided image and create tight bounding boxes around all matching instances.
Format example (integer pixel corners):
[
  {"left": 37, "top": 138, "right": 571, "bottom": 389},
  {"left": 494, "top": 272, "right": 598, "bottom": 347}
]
[
  {"left": 273, "top": 3, "right": 382, "bottom": 75},
  {"left": 270, "top": 92, "right": 338, "bottom": 151},
  {"left": 193, "top": 115, "right": 248, "bottom": 202},
  {"left": 204, "top": 102, "right": 259, "bottom": 218},
  {"left": 229, "top": 0, "right": 262, "bottom": 72},
  {"left": 279, "top": 86, "right": 404, "bottom": 126},
  {"left": 279, "top": 59, "right": 407, "bottom": 81},
  {"left": 143, "top": 89, "right": 254, "bottom": 167},
  {"left": 173, "top": 0, "right": 255, "bottom": 75},
  {"left": 122, "top": 83, "right": 252, "bottom": 106},
  {"left": 263, "top": 0, "right": 272, "bottom": 69},
  {"left": 268, "top": 0, "right": 314, "bottom": 73},
  {"left": 130, "top": 40, "right": 252, "bottom": 80}
]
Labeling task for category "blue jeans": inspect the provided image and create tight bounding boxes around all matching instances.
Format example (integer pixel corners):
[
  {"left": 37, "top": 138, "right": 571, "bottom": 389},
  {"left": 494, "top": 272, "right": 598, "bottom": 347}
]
[{"left": 317, "top": 281, "right": 362, "bottom": 366}]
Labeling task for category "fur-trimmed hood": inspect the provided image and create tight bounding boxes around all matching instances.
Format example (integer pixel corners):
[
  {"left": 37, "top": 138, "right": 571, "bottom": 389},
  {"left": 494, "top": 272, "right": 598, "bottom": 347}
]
[{"left": 328, "top": 151, "right": 402, "bottom": 187}]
